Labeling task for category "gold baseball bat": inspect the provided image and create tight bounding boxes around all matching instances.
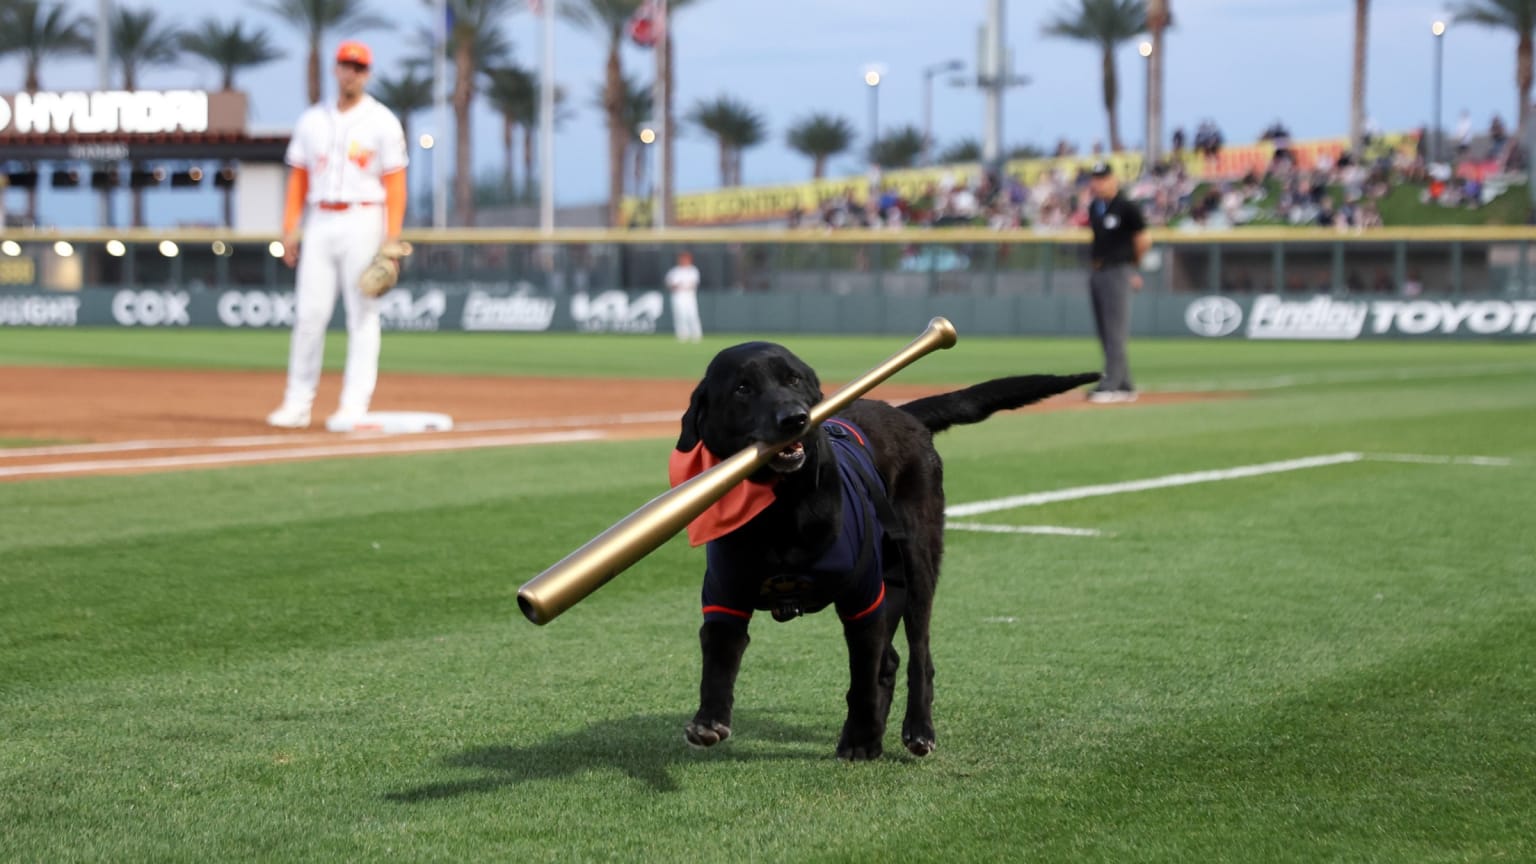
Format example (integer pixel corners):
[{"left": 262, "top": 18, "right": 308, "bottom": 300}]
[{"left": 516, "top": 316, "right": 959, "bottom": 625}]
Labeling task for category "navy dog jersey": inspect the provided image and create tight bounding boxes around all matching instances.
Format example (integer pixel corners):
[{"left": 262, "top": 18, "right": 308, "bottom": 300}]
[{"left": 701, "top": 419, "right": 887, "bottom": 625}]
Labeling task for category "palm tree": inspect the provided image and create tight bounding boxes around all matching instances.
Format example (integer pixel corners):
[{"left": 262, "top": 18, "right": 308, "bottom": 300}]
[
  {"left": 938, "top": 138, "right": 983, "bottom": 163},
  {"left": 1147, "top": 0, "right": 1171, "bottom": 161},
  {"left": 786, "top": 113, "right": 855, "bottom": 179},
  {"left": 0, "top": 0, "right": 93, "bottom": 91},
  {"left": 372, "top": 67, "right": 434, "bottom": 158},
  {"left": 178, "top": 18, "right": 284, "bottom": 91},
  {"left": 689, "top": 95, "right": 766, "bottom": 186},
  {"left": 421, "top": 0, "right": 516, "bottom": 226},
  {"left": 486, "top": 64, "right": 570, "bottom": 200},
  {"left": 486, "top": 65, "right": 538, "bottom": 195},
  {"left": 653, "top": 0, "right": 704, "bottom": 225},
  {"left": 617, "top": 74, "right": 654, "bottom": 196},
  {"left": 563, "top": 0, "right": 644, "bottom": 226},
  {"left": 1042, "top": 0, "right": 1148, "bottom": 153},
  {"left": 0, "top": 0, "right": 92, "bottom": 223},
  {"left": 1451, "top": 0, "right": 1536, "bottom": 129},
  {"left": 1007, "top": 143, "right": 1047, "bottom": 160},
  {"left": 179, "top": 19, "right": 284, "bottom": 227},
  {"left": 868, "top": 126, "right": 926, "bottom": 170},
  {"left": 260, "top": 0, "right": 388, "bottom": 105},
  {"left": 112, "top": 6, "right": 182, "bottom": 228}
]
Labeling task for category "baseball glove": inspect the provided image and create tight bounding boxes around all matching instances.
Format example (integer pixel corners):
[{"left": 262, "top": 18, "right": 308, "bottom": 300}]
[{"left": 358, "top": 241, "right": 413, "bottom": 298}]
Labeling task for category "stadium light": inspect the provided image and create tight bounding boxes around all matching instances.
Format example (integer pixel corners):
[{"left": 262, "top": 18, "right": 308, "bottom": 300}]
[
  {"left": 106, "top": 240, "right": 126, "bottom": 257},
  {"left": 1432, "top": 20, "right": 1447, "bottom": 163},
  {"left": 53, "top": 241, "right": 74, "bottom": 257},
  {"left": 170, "top": 166, "right": 204, "bottom": 188},
  {"left": 864, "top": 63, "right": 887, "bottom": 166},
  {"left": 158, "top": 240, "right": 179, "bottom": 257},
  {"left": 1, "top": 240, "right": 22, "bottom": 256}
]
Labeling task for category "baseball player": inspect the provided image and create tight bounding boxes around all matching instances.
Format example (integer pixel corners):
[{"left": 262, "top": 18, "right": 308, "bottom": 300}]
[
  {"left": 665, "top": 251, "right": 703, "bottom": 342},
  {"left": 266, "top": 40, "right": 408, "bottom": 429}
]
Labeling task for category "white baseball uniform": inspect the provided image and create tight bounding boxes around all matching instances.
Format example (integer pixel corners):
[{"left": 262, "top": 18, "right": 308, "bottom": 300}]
[
  {"left": 278, "top": 93, "right": 407, "bottom": 419},
  {"left": 665, "top": 262, "right": 703, "bottom": 342}
]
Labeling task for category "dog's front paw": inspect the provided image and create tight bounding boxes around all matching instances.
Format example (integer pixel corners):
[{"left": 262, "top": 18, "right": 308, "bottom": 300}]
[
  {"left": 684, "top": 720, "right": 732, "bottom": 749},
  {"left": 902, "top": 719, "right": 936, "bottom": 757},
  {"left": 836, "top": 724, "right": 883, "bottom": 761},
  {"left": 902, "top": 733, "right": 936, "bottom": 757}
]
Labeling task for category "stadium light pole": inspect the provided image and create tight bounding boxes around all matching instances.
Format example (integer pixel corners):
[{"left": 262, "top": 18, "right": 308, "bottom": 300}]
[
  {"left": 865, "top": 67, "right": 883, "bottom": 167},
  {"left": 97, "top": 0, "right": 113, "bottom": 227},
  {"left": 540, "top": 0, "right": 558, "bottom": 235},
  {"left": 1432, "top": 19, "right": 1446, "bottom": 164},
  {"left": 1139, "top": 41, "right": 1154, "bottom": 166},
  {"left": 432, "top": 0, "right": 449, "bottom": 229},
  {"left": 922, "top": 59, "right": 965, "bottom": 165}
]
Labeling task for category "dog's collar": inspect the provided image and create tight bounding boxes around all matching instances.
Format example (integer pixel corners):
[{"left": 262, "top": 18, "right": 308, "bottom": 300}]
[{"left": 668, "top": 442, "right": 780, "bottom": 546}]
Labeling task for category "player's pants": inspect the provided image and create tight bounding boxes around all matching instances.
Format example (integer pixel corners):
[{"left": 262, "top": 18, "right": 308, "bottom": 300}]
[
  {"left": 1089, "top": 265, "right": 1135, "bottom": 391},
  {"left": 670, "top": 291, "right": 702, "bottom": 342},
  {"left": 282, "top": 206, "right": 385, "bottom": 414}
]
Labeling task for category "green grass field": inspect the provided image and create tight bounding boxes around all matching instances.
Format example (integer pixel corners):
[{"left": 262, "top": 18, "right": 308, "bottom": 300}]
[{"left": 2, "top": 330, "right": 1533, "bottom": 862}]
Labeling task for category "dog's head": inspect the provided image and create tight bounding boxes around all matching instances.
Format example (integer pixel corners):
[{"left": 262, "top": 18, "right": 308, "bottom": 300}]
[{"left": 677, "top": 341, "right": 824, "bottom": 475}]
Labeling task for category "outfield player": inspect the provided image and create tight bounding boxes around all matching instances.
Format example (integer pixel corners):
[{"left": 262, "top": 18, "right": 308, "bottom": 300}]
[
  {"left": 665, "top": 251, "right": 703, "bottom": 343},
  {"left": 266, "top": 40, "right": 408, "bottom": 429}
]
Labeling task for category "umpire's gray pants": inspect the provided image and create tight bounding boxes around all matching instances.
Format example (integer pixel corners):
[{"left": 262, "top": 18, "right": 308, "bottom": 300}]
[{"left": 1089, "top": 265, "right": 1135, "bottom": 391}]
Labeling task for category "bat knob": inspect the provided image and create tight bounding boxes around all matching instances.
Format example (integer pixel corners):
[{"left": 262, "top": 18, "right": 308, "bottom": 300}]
[{"left": 928, "top": 317, "right": 958, "bottom": 350}]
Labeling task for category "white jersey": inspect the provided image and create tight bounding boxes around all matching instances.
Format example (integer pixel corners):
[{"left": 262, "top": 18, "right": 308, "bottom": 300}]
[
  {"left": 666, "top": 264, "right": 701, "bottom": 295},
  {"left": 285, "top": 94, "right": 407, "bottom": 204}
]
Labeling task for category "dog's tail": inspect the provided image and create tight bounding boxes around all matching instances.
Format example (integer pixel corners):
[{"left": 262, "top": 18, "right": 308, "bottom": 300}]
[{"left": 899, "top": 372, "right": 1101, "bottom": 433}]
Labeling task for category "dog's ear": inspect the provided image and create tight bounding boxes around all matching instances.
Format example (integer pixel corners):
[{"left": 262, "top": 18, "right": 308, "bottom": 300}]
[
  {"left": 676, "top": 378, "right": 708, "bottom": 452},
  {"left": 799, "top": 360, "right": 824, "bottom": 404}
]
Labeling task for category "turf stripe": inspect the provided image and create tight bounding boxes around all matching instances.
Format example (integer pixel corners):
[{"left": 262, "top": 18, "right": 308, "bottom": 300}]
[{"left": 945, "top": 452, "right": 1366, "bottom": 517}]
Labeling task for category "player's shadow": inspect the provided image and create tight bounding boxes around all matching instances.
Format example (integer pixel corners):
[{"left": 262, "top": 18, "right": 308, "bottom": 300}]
[{"left": 386, "top": 711, "right": 828, "bottom": 800}]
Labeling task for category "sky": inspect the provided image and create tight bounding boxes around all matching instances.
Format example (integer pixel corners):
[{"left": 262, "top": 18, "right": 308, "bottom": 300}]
[{"left": 0, "top": 0, "right": 1523, "bottom": 227}]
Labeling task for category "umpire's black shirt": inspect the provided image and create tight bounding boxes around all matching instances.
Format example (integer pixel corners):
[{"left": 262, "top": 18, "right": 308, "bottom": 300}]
[{"left": 1089, "top": 193, "right": 1147, "bottom": 268}]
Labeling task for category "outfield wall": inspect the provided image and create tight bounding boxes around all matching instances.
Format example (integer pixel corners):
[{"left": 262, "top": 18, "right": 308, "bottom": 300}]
[
  {"left": 3, "top": 285, "right": 1533, "bottom": 340},
  {"left": 2, "top": 228, "right": 1534, "bottom": 339}
]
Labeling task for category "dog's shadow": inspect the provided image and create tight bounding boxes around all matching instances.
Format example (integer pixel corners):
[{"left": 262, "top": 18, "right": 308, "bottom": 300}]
[{"left": 386, "top": 712, "right": 829, "bottom": 801}]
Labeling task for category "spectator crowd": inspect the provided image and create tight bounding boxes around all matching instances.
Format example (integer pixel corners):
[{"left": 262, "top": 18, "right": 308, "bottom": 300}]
[{"left": 790, "top": 114, "right": 1524, "bottom": 234}]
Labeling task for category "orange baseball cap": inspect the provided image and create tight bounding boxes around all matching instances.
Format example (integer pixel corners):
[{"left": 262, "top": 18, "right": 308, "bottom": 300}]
[{"left": 336, "top": 41, "right": 372, "bottom": 67}]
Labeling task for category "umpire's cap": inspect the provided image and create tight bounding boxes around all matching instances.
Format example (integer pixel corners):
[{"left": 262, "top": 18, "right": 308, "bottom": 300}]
[{"left": 1090, "top": 161, "right": 1113, "bottom": 178}]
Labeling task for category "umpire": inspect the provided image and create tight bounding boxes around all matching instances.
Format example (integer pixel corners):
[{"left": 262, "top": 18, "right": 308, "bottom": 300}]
[{"left": 1085, "top": 161, "right": 1150, "bottom": 403}]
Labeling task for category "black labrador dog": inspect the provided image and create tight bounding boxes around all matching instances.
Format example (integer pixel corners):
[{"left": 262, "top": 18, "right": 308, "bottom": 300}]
[{"left": 671, "top": 341, "right": 1098, "bottom": 760}]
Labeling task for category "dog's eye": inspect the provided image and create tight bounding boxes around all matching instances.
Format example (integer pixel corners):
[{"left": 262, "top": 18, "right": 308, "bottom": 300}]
[
  {"left": 785, "top": 373, "right": 802, "bottom": 386},
  {"left": 733, "top": 381, "right": 754, "bottom": 396}
]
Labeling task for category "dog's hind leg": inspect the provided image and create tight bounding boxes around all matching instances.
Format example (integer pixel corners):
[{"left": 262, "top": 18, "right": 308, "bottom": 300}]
[
  {"left": 876, "top": 640, "right": 900, "bottom": 738},
  {"left": 685, "top": 620, "right": 750, "bottom": 748},
  {"left": 900, "top": 581, "right": 938, "bottom": 757},
  {"left": 837, "top": 616, "right": 887, "bottom": 761}
]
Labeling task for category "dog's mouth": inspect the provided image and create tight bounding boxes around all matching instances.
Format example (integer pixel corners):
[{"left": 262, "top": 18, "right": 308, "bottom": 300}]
[{"left": 768, "top": 440, "right": 806, "bottom": 473}]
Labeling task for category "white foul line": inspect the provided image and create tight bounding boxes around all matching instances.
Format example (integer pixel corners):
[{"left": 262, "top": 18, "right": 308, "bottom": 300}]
[
  {"left": 0, "top": 411, "right": 677, "bottom": 459},
  {"left": 0, "top": 430, "right": 606, "bottom": 480},
  {"left": 945, "top": 452, "right": 1366, "bottom": 518},
  {"left": 946, "top": 522, "right": 1104, "bottom": 537},
  {"left": 1365, "top": 452, "right": 1513, "bottom": 467}
]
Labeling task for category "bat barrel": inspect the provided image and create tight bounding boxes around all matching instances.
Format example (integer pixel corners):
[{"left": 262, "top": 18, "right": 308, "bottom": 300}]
[{"left": 516, "top": 316, "right": 958, "bottom": 625}]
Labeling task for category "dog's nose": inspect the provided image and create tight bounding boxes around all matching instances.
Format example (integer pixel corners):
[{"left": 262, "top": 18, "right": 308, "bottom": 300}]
[{"left": 776, "top": 408, "right": 809, "bottom": 436}]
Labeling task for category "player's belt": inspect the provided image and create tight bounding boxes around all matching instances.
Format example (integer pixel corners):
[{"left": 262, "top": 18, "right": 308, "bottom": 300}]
[{"left": 315, "top": 201, "right": 380, "bottom": 211}]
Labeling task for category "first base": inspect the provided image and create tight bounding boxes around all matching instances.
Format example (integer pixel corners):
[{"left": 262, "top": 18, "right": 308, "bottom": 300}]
[{"left": 326, "top": 411, "right": 455, "bottom": 434}]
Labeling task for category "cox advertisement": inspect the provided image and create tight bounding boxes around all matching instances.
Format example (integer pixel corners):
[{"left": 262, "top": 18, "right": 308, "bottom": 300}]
[{"left": 0, "top": 284, "right": 667, "bottom": 334}]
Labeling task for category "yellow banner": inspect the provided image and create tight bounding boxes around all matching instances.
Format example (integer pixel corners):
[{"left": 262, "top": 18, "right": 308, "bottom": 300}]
[{"left": 625, "top": 133, "right": 1418, "bottom": 227}]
